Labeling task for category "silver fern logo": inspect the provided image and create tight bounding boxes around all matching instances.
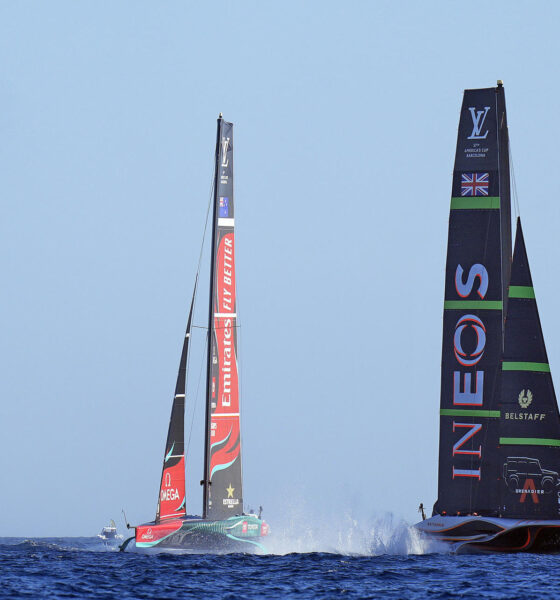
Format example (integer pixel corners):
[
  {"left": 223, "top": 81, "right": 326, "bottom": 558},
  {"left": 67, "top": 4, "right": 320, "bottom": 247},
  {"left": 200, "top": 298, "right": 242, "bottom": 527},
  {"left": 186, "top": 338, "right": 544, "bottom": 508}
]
[{"left": 518, "top": 389, "right": 533, "bottom": 409}]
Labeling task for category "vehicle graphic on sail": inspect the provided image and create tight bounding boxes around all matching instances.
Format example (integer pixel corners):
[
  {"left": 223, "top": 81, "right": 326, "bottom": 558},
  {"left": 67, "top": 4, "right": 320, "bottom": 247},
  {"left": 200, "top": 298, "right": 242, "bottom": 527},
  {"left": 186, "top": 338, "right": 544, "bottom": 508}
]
[
  {"left": 503, "top": 457, "right": 560, "bottom": 494},
  {"left": 415, "top": 81, "right": 560, "bottom": 552},
  {"left": 121, "top": 116, "right": 269, "bottom": 552}
]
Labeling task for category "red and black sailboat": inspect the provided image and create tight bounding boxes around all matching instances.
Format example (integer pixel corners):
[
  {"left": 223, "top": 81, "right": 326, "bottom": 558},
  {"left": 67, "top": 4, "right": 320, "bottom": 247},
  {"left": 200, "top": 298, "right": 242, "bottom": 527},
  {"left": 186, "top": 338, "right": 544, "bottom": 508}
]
[
  {"left": 123, "top": 116, "right": 269, "bottom": 551},
  {"left": 416, "top": 82, "right": 560, "bottom": 552}
]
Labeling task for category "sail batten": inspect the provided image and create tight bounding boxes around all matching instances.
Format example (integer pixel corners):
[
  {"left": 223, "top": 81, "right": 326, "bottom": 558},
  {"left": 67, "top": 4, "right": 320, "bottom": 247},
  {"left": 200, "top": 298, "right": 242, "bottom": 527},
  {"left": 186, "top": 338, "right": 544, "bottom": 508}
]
[
  {"left": 450, "top": 197, "right": 501, "bottom": 210},
  {"left": 500, "top": 438, "right": 560, "bottom": 447},
  {"left": 502, "top": 362, "right": 551, "bottom": 372}
]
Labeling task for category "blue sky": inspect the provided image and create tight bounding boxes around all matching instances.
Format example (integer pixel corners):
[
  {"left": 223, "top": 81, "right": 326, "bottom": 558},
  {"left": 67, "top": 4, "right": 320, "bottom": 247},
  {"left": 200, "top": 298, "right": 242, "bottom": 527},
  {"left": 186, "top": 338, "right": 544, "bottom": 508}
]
[{"left": 2, "top": 1, "right": 560, "bottom": 537}]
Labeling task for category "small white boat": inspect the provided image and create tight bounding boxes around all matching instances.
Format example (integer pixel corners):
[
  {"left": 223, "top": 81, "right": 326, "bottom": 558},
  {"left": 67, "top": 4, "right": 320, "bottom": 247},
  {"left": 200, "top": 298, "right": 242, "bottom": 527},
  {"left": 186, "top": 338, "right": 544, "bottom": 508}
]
[{"left": 98, "top": 519, "right": 124, "bottom": 542}]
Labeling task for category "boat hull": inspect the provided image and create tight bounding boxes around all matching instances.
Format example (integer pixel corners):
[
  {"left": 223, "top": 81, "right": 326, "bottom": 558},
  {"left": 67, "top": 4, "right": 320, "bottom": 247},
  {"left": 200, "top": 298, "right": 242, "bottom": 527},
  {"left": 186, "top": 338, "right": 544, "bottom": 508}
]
[
  {"left": 133, "top": 514, "right": 269, "bottom": 552},
  {"left": 415, "top": 515, "right": 560, "bottom": 553}
]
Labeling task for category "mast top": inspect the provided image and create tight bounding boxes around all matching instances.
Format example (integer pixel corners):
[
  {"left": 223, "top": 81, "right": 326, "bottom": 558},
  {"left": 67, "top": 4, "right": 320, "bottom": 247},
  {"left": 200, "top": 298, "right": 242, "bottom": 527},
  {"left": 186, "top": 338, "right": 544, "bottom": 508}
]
[
  {"left": 218, "top": 112, "right": 223, "bottom": 119},
  {"left": 497, "top": 80, "right": 503, "bottom": 87}
]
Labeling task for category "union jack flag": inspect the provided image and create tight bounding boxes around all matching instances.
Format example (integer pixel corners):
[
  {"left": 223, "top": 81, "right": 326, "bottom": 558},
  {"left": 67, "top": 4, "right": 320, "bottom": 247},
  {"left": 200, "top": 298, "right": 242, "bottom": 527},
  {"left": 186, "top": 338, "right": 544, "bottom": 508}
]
[{"left": 461, "top": 173, "right": 489, "bottom": 196}]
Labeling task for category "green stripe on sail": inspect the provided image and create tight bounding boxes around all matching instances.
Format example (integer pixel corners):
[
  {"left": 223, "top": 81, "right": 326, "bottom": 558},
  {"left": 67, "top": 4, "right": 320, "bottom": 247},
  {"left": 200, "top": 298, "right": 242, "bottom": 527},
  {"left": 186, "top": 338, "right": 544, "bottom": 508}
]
[
  {"left": 444, "top": 300, "right": 503, "bottom": 310},
  {"left": 502, "top": 362, "right": 550, "bottom": 372},
  {"left": 500, "top": 437, "right": 560, "bottom": 447},
  {"left": 450, "top": 197, "right": 500, "bottom": 210},
  {"left": 509, "top": 285, "right": 535, "bottom": 299},
  {"left": 440, "top": 409, "right": 500, "bottom": 418}
]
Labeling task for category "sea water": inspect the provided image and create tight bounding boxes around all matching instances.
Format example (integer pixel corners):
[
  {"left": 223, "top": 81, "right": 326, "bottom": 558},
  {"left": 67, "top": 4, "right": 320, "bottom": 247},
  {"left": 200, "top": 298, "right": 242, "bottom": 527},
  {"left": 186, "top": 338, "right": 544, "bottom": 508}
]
[{"left": 2, "top": 516, "right": 560, "bottom": 599}]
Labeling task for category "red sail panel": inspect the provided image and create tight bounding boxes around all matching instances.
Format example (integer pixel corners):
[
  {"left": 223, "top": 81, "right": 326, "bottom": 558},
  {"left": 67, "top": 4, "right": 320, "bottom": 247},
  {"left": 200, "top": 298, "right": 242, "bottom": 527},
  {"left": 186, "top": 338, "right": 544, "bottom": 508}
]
[
  {"left": 158, "top": 455, "right": 186, "bottom": 520},
  {"left": 204, "top": 118, "right": 243, "bottom": 519}
]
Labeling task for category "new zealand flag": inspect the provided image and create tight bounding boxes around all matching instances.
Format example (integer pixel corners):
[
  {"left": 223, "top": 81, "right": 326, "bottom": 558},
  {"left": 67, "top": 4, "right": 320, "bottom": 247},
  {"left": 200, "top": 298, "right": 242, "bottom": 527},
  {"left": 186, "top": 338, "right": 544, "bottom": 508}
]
[
  {"left": 219, "top": 197, "right": 229, "bottom": 218},
  {"left": 461, "top": 173, "right": 489, "bottom": 196}
]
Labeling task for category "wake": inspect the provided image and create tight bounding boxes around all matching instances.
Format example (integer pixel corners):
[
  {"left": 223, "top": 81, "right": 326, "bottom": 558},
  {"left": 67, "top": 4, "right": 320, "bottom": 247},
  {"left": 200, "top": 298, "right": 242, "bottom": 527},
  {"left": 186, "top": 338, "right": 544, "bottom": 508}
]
[{"left": 263, "top": 511, "right": 442, "bottom": 556}]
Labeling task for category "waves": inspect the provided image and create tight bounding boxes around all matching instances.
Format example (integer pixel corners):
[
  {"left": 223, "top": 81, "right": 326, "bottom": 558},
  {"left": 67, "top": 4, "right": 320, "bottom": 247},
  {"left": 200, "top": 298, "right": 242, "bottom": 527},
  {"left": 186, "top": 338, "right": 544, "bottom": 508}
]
[
  {"left": 2, "top": 538, "right": 560, "bottom": 600},
  {"left": 3, "top": 535, "right": 560, "bottom": 599},
  {"left": 0, "top": 537, "right": 120, "bottom": 554}
]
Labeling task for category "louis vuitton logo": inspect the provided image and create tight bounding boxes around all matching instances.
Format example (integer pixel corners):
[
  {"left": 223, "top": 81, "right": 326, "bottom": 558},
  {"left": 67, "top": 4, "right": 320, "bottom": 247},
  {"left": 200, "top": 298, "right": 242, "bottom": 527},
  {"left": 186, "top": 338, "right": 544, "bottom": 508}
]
[
  {"left": 467, "top": 106, "right": 491, "bottom": 140},
  {"left": 221, "top": 137, "right": 230, "bottom": 167}
]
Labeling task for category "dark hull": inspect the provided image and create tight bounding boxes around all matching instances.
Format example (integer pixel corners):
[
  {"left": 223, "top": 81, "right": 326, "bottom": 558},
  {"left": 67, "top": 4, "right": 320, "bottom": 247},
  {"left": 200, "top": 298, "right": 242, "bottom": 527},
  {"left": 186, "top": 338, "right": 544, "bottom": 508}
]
[
  {"left": 416, "top": 515, "right": 560, "bottom": 553},
  {"left": 133, "top": 514, "right": 269, "bottom": 553}
]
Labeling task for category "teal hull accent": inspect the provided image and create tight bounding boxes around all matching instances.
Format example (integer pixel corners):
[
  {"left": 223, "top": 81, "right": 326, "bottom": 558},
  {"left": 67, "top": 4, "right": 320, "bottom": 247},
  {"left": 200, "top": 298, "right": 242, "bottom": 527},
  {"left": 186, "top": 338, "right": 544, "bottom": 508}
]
[{"left": 135, "top": 514, "right": 269, "bottom": 552}]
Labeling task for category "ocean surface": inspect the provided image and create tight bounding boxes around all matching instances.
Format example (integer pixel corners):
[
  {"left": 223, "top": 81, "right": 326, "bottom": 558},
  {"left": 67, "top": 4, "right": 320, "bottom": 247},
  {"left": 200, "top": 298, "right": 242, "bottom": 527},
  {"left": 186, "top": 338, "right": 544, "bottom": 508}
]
[{"left": 3, "top": 521, "right": 560, "bottom": 599}]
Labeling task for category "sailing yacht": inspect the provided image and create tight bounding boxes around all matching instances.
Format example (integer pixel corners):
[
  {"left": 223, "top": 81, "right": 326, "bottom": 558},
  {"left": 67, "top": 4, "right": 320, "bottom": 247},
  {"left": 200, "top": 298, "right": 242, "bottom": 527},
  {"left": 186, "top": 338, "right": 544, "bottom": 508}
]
[
  {"left": 416, "top": 82, "right": 560, "bottom": 552},
  {"left": 122, "top": 116, "right": 269, "bottom": 552}
]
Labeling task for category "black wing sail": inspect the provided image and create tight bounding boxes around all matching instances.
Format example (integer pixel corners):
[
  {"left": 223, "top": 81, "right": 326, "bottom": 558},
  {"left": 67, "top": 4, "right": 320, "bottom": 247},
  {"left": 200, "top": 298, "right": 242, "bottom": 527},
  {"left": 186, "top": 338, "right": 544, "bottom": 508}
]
[
  {"left": 435, "top": 84, "right": 512, "bottom": 517},
  {"left": 155, "top": 278, "right": 197, "bottom": 521},
  {"left": 499, "top": 219, "right": 560, "bottom": 518},
  {"left": 203, "top": 117, "right": 243, "bottom": 520}
]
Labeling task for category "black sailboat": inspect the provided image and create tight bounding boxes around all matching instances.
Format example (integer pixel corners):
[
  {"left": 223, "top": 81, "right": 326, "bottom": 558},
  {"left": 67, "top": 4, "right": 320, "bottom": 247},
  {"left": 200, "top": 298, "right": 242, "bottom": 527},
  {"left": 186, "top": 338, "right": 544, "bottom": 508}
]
[
  {"left": 123, "top": 116, "right": 269, "bottom": 552},
  {"left": 416, "top": 82, "right": 560, "bottom": 552}
]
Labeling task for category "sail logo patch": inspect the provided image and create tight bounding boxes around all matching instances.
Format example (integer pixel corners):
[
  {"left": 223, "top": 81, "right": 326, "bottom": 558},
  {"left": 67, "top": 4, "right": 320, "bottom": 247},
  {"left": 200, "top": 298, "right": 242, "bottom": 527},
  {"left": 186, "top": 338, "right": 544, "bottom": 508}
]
[
  {"left": 160, "top": 488, "right": 181, "bottom": 501},
  {"left": 461, "top": 173, "right": 489, "bottom": 196},
  {"left": 518, "top": 389, "right": 533, "bottom": 408},
  {"left": 223, "top": 483, "right": 239, "bottom": 506},
  {"left": 504, "top": 456, "right": 559, "bottom": 502},
  {"left": 505, "top": 412, "right": 545, "bottom": 420},
  {"left": 221, "top": 137, "right": 230, "bottom": 167},
  {"left": 450, "top": 264, "right": 489, "bottom": 480},
  {"left": 467, "top": 106, "right": 491, "bottom": 140},
  {"left": 220, "top": 136, "right": 230, "bottom": 184}
]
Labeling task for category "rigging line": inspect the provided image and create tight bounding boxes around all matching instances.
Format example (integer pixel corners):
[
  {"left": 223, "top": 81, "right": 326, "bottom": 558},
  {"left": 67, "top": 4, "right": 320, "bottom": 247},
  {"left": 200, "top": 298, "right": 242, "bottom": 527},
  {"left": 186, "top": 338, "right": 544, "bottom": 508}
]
[
  {"left": 508, "top": 131, "right": 521, "bottom": 219},
  {"left": 196, "top": 153, "right": 218, "bottom": 275},
  {"left": 188, "top": 151, "right": 217, "bottom": 321},
  {"left": 186, "top": 330, "right": 208, "bottom": 462},
  {"left": 184, "top": 149, "right": 216, "bottom": 462},
  {"left": 182, "top": 153, "right": 216, "bottom": 389}
]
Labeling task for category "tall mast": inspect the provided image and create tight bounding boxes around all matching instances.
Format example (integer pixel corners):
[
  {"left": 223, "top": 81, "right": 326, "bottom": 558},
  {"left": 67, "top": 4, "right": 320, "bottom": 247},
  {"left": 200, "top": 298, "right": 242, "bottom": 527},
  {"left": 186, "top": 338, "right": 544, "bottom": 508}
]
[
  {"left": 496, "top": 80, "right": 512, "bottom": 335},
  {"left": 202, "top": 115, "right": 222, "bottom": 517}
]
